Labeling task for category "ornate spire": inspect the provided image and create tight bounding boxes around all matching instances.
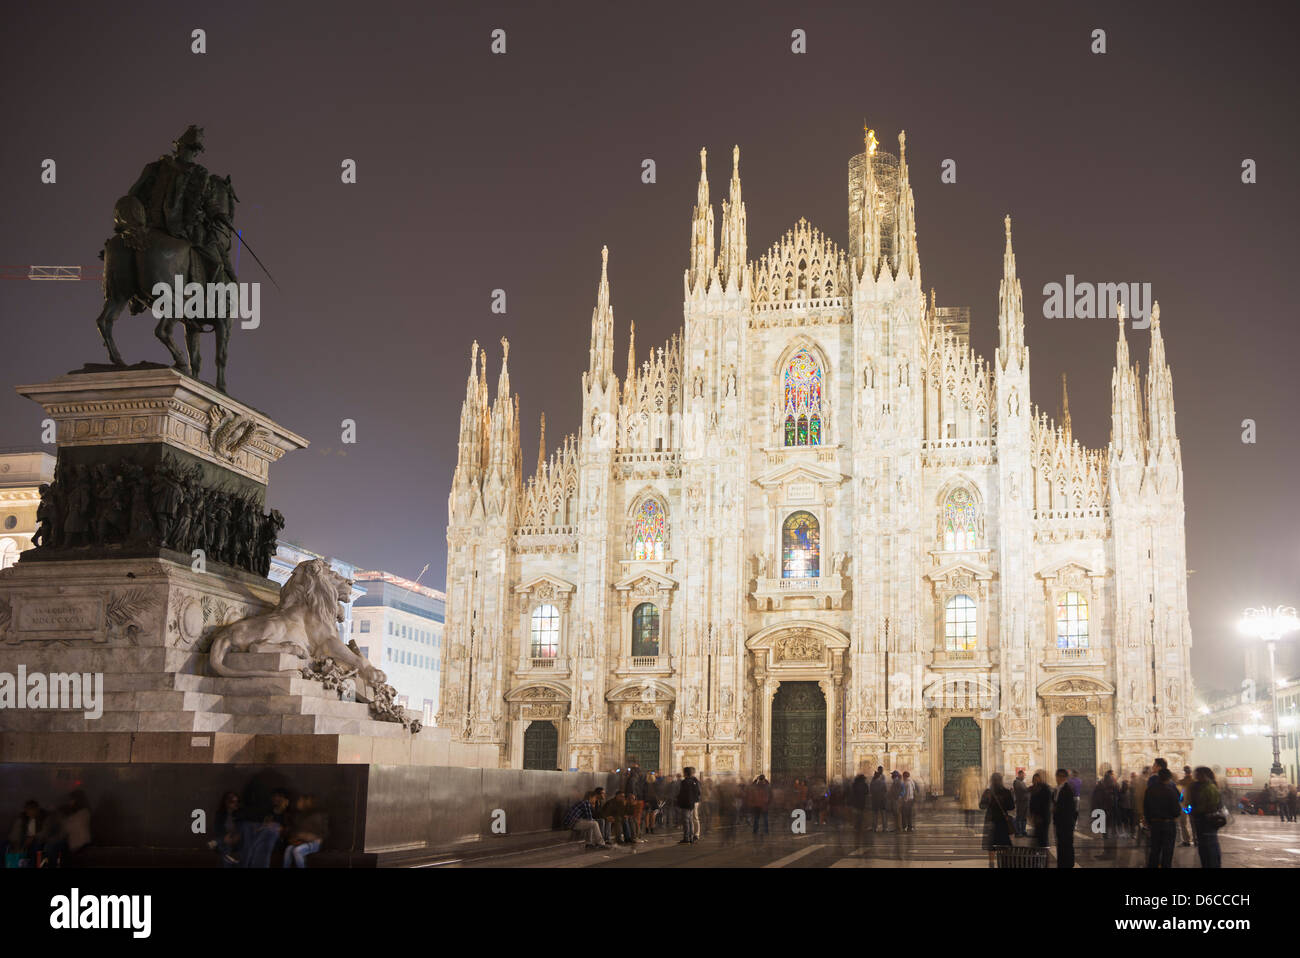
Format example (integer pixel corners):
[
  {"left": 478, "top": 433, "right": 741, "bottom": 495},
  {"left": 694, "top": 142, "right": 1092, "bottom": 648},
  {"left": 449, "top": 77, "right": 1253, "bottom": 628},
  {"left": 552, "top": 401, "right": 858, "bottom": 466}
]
[
  {"left": 997, "top": 215, "right": 1026, "bottom": 370},
  {"left": 586, "top": 245, "right": 616, "bottom": 389},
  {"left": 537, "top": 413, "right": 546, "bottom": 474},
  {"left": 1145, "top": 302, "right": 1178, "bottom": 460},
  {"left": 1060, "top": 372, "right": 1072, "bottom": 440},
  {"left": 1110, "top": 303, "right": 1144, "bottom": 462},
  {"left": 688, "top": 148, "right": 716, "bottom": 293},
  {"left": 719, "top": 145, "right": 748, "bottom": 290},
  {"left": 626, "top": 320, "right": 636, "bottom": 382},
  {"left": 893, "top": 129, "right": 919, "bottom": 281},
  {"left": 497, "top": 335, "right": 511, "bottom": 398}
]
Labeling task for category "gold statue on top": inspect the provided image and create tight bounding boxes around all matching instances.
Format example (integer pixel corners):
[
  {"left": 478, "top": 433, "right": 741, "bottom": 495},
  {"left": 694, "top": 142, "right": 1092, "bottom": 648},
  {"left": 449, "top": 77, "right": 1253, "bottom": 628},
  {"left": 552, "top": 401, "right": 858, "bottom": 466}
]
[{"left": 863, "top": 124, "right": 879, "bottom": 157}]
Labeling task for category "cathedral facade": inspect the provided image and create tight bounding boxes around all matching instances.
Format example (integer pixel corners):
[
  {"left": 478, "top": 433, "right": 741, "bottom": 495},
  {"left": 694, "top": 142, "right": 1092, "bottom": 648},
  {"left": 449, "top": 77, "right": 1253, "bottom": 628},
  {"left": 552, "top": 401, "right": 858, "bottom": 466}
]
[{"left": 438, "top": 131, "right": 1194, "bottom": 793}]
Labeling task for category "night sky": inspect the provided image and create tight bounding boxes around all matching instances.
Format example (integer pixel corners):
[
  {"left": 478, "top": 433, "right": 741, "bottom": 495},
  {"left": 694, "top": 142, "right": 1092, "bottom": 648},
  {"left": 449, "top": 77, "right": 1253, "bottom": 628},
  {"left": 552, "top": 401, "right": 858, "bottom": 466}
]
[{"left": 2, "top": 1, "right": 1296, "bottom": 688}]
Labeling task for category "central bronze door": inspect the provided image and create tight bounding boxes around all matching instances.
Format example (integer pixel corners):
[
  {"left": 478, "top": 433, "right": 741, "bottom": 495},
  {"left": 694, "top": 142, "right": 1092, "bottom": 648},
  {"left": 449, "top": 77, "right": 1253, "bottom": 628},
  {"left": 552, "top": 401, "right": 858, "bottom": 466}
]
[
  {"left": 1056, "top": 715, "right": 1097, "bottom": 780},
  {"left": 523, "top": 720, "right": 558, "bottom": 770},
  {"left": 943, "top": 717, "right": 981, "bottom": 796},
  {"left": 624, "top": 719, "right": 661, "bottom": 772},
  {"left": 771, "top": 681, "right": 826, "bottom": 784}
]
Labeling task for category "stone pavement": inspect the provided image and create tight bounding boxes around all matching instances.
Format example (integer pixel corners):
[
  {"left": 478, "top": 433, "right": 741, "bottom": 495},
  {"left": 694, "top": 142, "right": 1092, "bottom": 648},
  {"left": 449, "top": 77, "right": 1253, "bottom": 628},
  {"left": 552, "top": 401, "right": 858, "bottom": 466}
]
[{"left": 432, "top": 802, "right": 1300, "bottom": 869}]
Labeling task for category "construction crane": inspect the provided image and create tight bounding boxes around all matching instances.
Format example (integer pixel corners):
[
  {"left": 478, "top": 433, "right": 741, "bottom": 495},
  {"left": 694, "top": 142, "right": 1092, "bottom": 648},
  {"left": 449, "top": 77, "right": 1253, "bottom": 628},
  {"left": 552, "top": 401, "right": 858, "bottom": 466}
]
[{"left": 0, "top": 265, "right": 102, "bottom": 282}]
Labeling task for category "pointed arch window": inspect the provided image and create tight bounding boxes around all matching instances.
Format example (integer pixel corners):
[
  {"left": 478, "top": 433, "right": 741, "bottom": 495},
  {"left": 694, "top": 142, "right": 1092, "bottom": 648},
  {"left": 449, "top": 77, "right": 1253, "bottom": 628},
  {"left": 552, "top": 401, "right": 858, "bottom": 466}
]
[
  {"left": 632, "top": 602, "right": 660, "bottom": 657},
  {"left": 783, "top": 348, "right": 825, "bottom": 447},
  {"left": 1056, "top": 591, "right": 1089, "bottom": 649},
  {"left": 530, "top": 605, "right": 559, "bottom": 659},
  {"left": 941, "top": 486, "right": 979, "bottom": 551},
  {"left": 781, "top": 511, "right": 820, "bottom": 578},
  {"left": 632, "top": 498, "right": 666, "bottom": 561},
  {"left": 944, "top": 595, "right": 977, "bottom": 652}
]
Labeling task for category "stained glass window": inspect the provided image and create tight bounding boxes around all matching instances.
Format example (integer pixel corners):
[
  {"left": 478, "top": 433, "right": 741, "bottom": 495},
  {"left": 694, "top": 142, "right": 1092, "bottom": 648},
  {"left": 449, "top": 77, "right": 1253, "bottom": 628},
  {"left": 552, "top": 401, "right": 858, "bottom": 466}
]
[
  {"left": 945, "top": 595, "right": 977, "bottom": 651},
  {"left": 783, "top": 349, "right": 824, "bottom": 447},
  {"left": 531, "top": 604, "right": 559, "bottom": 658},
  {"left": 782, "top": 510, "right": 820, "bottom": 578},
  {"left": 632, "top": 498, "right": 665, "bottom": 560},
  {"left": 632, "top": 602, "right": 660, "bottom": 657},
  {"left": 942, "top": 487, "right": 978, "bottom": 551},
  {"left": 1056, "top": 591, "right": 1089, "bottom": 649}
]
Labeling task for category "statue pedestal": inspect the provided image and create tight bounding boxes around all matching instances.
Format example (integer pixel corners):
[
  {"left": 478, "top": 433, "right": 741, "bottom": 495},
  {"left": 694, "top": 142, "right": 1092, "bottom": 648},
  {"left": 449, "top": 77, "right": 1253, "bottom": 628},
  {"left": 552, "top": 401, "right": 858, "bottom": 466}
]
[
  {"left": 14, "top": 366, "right": 307, "bottom": 573},
  {"left": 0, "top": 369, "right": 425, "bottom": 748}
]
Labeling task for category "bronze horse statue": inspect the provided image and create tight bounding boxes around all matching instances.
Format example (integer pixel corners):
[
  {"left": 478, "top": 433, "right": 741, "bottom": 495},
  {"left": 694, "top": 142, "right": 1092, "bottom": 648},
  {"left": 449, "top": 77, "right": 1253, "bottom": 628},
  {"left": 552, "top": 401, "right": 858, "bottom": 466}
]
[{"left": 94, "top": 174, "right": 238, "bottom": 393}]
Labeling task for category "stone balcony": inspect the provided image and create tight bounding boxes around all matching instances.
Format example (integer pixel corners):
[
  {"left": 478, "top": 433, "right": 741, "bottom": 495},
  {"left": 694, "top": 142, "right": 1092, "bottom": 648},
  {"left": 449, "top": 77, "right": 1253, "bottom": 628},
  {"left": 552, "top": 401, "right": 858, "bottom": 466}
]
[
  {"left": 1041, "top": 646, "right": 1105, "bottom": 668},
  {"left": 927, "top": 648, "right": 995, "bottom": 669},
  {"left": 612, "top": 654, "right": 673, "bottom": 678},
  {"left": 516, "top": 656, "right": 571, "bottom": 678},
  {"left": 752, "top": 574, "right": 846, "bottom": 611}
]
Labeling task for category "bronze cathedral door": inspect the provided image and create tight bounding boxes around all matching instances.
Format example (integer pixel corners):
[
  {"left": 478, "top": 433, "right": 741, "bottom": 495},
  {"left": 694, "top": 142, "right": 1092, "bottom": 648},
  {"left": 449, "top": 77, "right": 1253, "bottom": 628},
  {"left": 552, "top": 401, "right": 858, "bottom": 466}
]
[{"left": 771, "top": 681, "right": 826, "bottom": 784}]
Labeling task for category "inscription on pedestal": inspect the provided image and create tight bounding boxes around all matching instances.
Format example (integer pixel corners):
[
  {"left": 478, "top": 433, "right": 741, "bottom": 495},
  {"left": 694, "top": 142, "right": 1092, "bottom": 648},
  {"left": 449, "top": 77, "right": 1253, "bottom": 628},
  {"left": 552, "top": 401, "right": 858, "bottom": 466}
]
[{"left": 13, "top": 595, "right": 105, "bottom": 640}]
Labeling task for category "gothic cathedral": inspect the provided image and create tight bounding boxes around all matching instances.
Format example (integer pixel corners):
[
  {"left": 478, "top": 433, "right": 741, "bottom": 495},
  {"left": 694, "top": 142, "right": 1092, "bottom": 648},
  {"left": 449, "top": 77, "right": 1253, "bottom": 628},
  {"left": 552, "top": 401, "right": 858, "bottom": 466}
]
[{"left": 439, "top": 129, "right": 1194, "bottom": 792}]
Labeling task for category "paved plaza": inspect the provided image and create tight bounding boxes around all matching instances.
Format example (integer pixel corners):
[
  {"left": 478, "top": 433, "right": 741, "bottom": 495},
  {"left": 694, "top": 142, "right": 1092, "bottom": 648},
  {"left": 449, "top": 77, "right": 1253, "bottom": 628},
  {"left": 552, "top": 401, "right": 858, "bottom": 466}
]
[{"left": 434, "top": 803, "right": 1300, "bottom": 869}]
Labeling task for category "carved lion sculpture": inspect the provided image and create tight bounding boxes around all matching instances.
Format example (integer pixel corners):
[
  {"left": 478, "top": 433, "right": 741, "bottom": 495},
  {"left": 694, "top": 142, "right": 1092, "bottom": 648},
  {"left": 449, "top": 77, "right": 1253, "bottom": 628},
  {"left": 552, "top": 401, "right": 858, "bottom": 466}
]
[{"left": 207, "top": 558, "right": 385, "bottom": 687}]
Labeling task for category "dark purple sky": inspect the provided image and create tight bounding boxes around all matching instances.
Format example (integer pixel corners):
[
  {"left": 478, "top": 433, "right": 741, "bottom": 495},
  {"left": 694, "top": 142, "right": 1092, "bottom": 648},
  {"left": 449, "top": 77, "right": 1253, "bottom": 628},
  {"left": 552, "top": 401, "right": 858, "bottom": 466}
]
[{"left": 2, "top": 1, "right": 1297, "bottom": 688}]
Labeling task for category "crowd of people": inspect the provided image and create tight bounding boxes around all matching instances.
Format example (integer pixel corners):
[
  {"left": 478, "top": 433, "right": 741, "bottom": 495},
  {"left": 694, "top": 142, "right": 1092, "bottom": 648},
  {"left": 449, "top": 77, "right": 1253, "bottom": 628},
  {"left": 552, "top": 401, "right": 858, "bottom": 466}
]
[
  {"left": 3, "top": 785, "right": 328, "bottom": 868},
  {"left": 564, "top": 755, "right": 1275, "bottom": 868},
  {"left": 3, "top": 790, "right": 92, "bottom": 868},
  {"left": 564, "top": 762, "right": 935, "bottom": 850},
  {"left": 965, "top": 758, "right": 1239, "bottom": 868},
  {"left": 209, "top": 789, "right": 329, "bottom": 868}
]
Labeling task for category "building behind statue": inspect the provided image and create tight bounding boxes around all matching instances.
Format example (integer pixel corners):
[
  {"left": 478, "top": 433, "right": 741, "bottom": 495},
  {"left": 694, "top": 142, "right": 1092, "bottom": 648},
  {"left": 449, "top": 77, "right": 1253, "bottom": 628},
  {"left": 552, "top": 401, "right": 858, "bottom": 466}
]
[
  {"left": 271, "top": 543, "right": 444, "bottom": 726},
  {"left": 438, "top": 129, "right": 1195, "bottom": 791},
  {"left": 0, "top": 451, "right": 55, "bottom": 569}
]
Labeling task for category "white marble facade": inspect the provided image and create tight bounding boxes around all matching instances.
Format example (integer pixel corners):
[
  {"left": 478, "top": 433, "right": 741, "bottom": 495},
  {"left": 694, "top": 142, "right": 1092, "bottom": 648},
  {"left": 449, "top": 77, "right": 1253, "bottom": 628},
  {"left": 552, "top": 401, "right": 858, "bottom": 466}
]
[{"left": 438, "top": 133, "right": 1194, "bottom": 790}]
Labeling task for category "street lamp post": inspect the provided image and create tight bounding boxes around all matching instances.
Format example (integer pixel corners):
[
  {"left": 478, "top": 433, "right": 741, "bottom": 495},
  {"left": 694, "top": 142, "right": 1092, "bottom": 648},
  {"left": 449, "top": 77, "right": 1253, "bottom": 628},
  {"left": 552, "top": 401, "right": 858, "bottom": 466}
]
[{"left": 1238, "top": 606, "right": 1300, "bottom": 778}]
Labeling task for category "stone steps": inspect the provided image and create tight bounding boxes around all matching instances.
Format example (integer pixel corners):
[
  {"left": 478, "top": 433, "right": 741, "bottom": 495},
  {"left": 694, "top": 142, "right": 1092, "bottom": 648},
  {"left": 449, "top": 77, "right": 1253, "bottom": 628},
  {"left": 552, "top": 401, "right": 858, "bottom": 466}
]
[{"left": 1, "top": 648, "right": 415, "bottom": 739}]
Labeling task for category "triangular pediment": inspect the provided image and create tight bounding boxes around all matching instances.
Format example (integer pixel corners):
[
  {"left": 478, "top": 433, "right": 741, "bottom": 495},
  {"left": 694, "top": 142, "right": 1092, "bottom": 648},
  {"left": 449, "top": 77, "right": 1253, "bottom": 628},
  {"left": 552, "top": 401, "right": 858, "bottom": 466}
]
[
  {"left": 923, "top": 559, "right": 995, "bottom": 583},
  {"left": 1036, "top": 559, "right": 1105, "bottom": 580},
  {"left": 513, "top": 573, "right": 576, "bottom": 596},
  {"left": 753, "top": 460, "right": 847, "bottom": 489},
  {"left": 612, "top": 568, "right": 678, "bottom": 592}
]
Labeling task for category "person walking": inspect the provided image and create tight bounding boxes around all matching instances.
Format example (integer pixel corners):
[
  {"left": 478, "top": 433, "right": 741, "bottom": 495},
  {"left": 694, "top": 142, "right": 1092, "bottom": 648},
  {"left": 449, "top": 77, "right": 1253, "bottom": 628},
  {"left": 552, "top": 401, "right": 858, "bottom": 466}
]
[
  {"left": 677, "top": 766, "right": 702, "bottom": 845},
  {"left": 1133, "top": 767, "right": 1150, "bottom": 840},
  {"left": 1117, "top": 776, "right": 1133, "bottom": 838},
  {"left": 1012, "top": 769, "right": 1030, "bottom": 838},
  {"left": 850, "top": 773, "right": 868, "bottom": 842},
  {"left": 1286, "top": 785, "right": 1298, "bottom": 824},
  {"left": 1053, "top": 769, "right": 1077, "bottom": 869},
  {"left": 898, "top": 771, "right": 919, "bottom": 832},
  {"left": 1177, "top": 765, "right": 1196, "bottom": 847},
  {"left": 748, "top": 775, "right": 772, "bottom": 839},
  {"left": 888, "top": 770, "right": 903, "bottom": 833},
  {"left": 959, "top": 767, "right": 982, "bottom": 829},
  {"left": 1188, "top": 766, "right": 1224, "bottom": 868},
  {"left": 1142, "top": 766, "right": 1181, "bottom": 868},
  {"left": 1091, "top": 770, "right": 1119, "bottom": 860},
  {"left": 979, "top": 772, "right": 1015, "bottom": 867},
  {"left": 870, "top": 767, "right": 889, "bottom": 832},
  {"left": 1028, "top": 771, "right": 1052, "bottom": 848}
]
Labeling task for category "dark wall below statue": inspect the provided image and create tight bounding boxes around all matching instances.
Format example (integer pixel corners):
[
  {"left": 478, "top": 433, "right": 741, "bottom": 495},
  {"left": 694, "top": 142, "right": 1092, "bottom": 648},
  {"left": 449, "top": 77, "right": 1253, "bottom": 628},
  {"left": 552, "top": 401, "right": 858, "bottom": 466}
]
[{"left": 0, "top": 762, "right": 617, "bottom": 866}]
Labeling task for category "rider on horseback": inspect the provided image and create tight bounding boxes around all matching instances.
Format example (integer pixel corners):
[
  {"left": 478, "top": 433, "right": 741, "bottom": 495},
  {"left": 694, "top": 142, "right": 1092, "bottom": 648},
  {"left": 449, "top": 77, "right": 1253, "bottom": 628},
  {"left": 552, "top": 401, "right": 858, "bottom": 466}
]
[
  {"left": 124, "top": 125, "right": 232, "bottom": 285},
  {"left": 96, "top": 125, "right": 242, "bottom": 392}
]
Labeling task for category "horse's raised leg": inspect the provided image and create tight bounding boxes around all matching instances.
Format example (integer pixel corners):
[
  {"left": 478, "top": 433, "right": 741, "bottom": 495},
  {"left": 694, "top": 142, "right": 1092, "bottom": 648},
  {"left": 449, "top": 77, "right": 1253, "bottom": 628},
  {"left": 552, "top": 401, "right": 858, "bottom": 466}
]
[
  {"left": 154, "top": 314, "right": 191, "bottom": 374},
  {"left": 214, "top": 318, "right": 230, "bottom": 393},
  {"left": 185, "top": 324, "right": 203, "bottom": 382},
  {"left": 95, "top": 298, "right": 129, "bottom": 366}
]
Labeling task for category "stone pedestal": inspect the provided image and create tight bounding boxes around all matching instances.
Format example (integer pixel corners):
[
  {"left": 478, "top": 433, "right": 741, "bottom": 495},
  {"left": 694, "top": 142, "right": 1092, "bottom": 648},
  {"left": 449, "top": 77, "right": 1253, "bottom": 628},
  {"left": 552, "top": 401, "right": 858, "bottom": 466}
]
[{"left": 13, "top": 365, "right": 307, "bottom": 575}]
